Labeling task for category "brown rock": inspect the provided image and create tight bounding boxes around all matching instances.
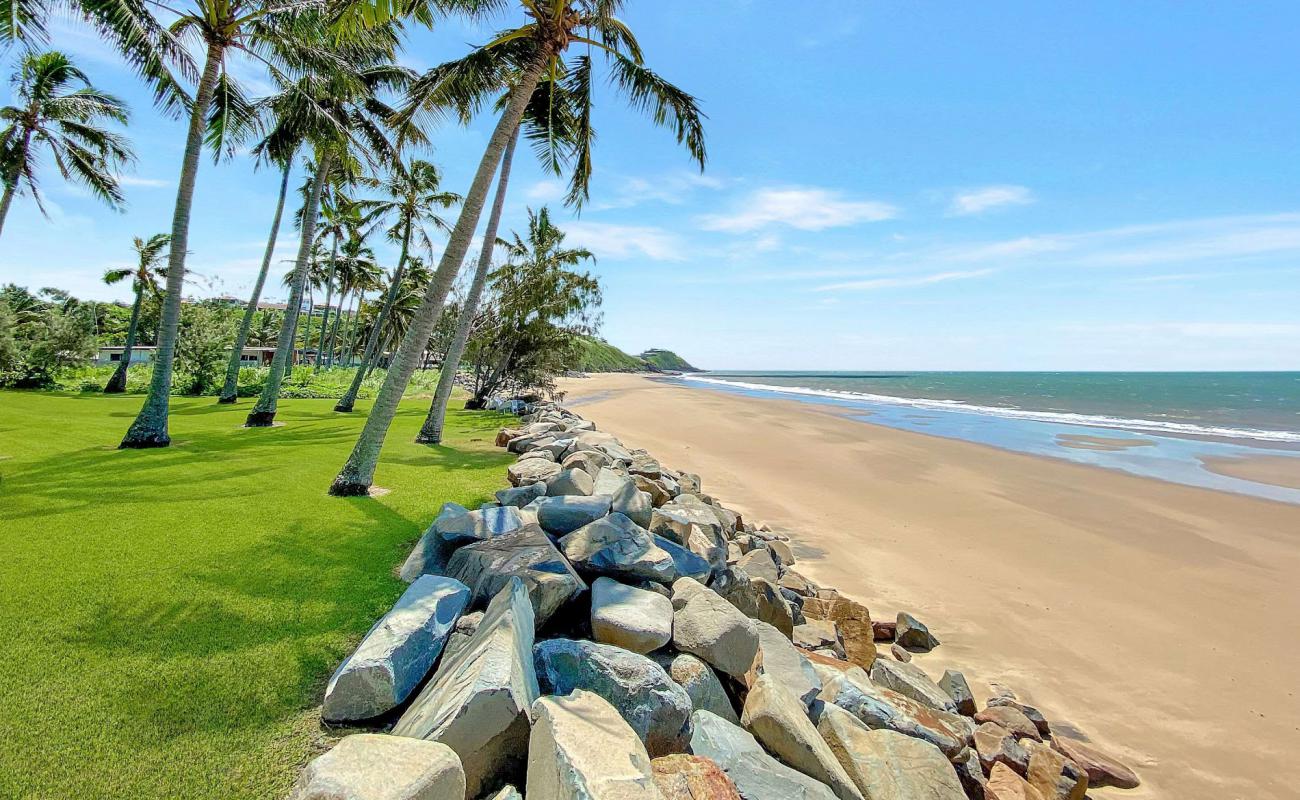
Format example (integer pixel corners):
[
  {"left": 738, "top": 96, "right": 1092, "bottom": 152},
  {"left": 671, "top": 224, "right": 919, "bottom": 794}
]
[
  {"left": 890, "top": 643, "right": 911, "bottom": 662},
  {"left": 801, "top": 593, "right": 876, "bottom": 670},
  {"left": 975, "top": 706, "right": 1042, "bottom": 742},
  {"left": 985, "top": 763, "right": 1045, "bottom": 800},
  {"left": 871, "top": 620, "right": 896, "bottom": 641},
  {"left": 974, "top": 722, "right": 1030, "bottom": 776},
  {"left": 652, "top": 754, "right": 741, "bottom": 800},
  {"left": 1025, "top": 742, "right": 1087, "bottom": 800},
  {"left": 988, "top": 696, "right": 1051, "bottom": 737},
  {"left": 496, "top": 428, "right": 523, "bottom": 448},
  {"left": 1051, "top": 736, "right": 1140, "bottom": 790}
]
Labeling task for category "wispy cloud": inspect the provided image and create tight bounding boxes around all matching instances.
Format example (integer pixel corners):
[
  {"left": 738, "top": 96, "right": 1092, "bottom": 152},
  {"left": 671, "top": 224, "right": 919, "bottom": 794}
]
[
  {"left": 525, "top": 180, "right": 566, "bottom": 203},
  {"left": 563, "top": 222, "right": 686, "bottom": 261},
  {"left": 593, "top": 172, "right": 726, "bottom": 211},
  {"left": 117, "top": 175, "right": 170, "bottom": 188},
  {"left": 816, "top": 269, "right": 996, "bottom": 292},
  {"left": 699, "top": 187, "right": 898, "bottom": 233},
  {"left": 948, "top": 185, "right": 1035, "bottom": 216}
]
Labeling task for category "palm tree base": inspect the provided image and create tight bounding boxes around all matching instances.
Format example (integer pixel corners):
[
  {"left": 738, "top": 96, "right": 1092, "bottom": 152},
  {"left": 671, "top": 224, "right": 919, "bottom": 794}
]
[
  {"left": 216, "top": 395, "right": 238, "bottom": 404},
  {"left": 413, "top": 431, "right": 441, "bottom": 445},
  {"left": 102, "top": 384, "right": 126, "bottom": 394},
  {"left": 328, "top": 478, "right": 371, "bottom": 497},
  {"left": 119, "top": 431, "right": 170, "bottom": 449},
  {"left": 244, "top": 410, "right": 277, "bottom": 427},
  {"left": 334, "top": 400, "right": 356, "bottom": 413}
]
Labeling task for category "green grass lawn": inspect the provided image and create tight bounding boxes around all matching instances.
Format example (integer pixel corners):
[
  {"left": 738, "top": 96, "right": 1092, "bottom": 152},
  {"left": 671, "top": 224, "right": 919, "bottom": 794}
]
[{"left": 0, "top": 390, "right": 514, "bottom": 799}]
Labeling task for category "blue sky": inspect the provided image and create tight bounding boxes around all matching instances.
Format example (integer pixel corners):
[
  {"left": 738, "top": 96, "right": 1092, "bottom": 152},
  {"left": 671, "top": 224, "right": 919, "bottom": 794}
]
[{"left": 4, "top": 1, "right": 1299, "bottom": 370}]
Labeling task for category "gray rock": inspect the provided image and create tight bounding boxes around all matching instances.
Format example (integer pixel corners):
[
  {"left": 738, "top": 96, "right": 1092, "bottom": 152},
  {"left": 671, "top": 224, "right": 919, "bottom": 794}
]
[
  {"left": 741, "top": 674, "right": 863, "bottom": 800},
  {"left": 508, "top": 458, "right": 562, "bottom": 486},
  {"left": 895, "top": 612, "right": 940, "bottom": 652},
  {"left": 690, "top": 709, "right": 838, "bottom": 800},
  {"left": 517, "top": 448, "right": 557, "bottom": 463},
  {"left": 437, "top": 505, "right": 527, "bottom": 546},
  {"left": 546, "top": 467, "right": 595, "bottom": 497},
  {"left": 323, "top": 575, "right": 470, "bottom": 722},
  {"left": 288, "top": 734, "right": 465, "bottom": 800},
  {"left": 534, "top": 638, "right": 693, "bottom": 757},
  {"left": 869, "top": 658, "right": 958, "bottom": 714},
  {"left": 484, "top": 786, "right": 523, "bottom": 800},
  {"left": 736, "top": 548, "right": 780, "bottom": 585},
  {"left": 497, "top": 482, "right": 547, "bottom": 508},
  {"left": 635, "top": 474, "right": 674, "bottom": 507},
  {"left": 767, "top": 540, "right": 795, "bottom": 569},
  {"left": 559, "top": 513, "right": 677, "bottom": 584},
  {"left": 629, "top": 454, "right": 663, "bottom": 479},
  {"left": 818, "top": 667, "right": 972, "bottom": 760},
  {"left": 392, "top": 578, "right": 540, "bottom": 798},
  {"left": 747, "top": 620, "right": 821, "bottom": 707},
  {"left": 953, "top": 748, "right": 988, "bottom": 799},
  {"left": 652, "top": 652, "right": 739, "bottom": 725},
  {"left": 987, "top": 696, "right": 1051, "bottom": 737},
  {"left": 594, "top": 467, "right": 655, "bottom": 528},
  {"left": 651, "top": 498, "right": 727, "bottom": 570},
  {"left": 793, "top": 619, "right": 840, "bottom": 654},
  {"left": 527, "top": 690, "right": 662, "bottom": 800},
  {"left": 890, "top": 643, "right": 911, "bottom": 663},
  {"left": 671, "top": 577, "right": 760, "bottom": 680},
  {"left": 441, "top": 610, "right": 482, "bottom": 664},
  {"left": 714, "top": 567, "right": 795, "bottom": 637},
  {"left": 591, "top": 576, "right": 674, "bottom": 654},
  {"left": 536, "top": 494, "right": 613, "bottom": 535},
  {"left": 779, "top": 570, "right": 818, "bottom": 597},
  {"left": 815, "top": 704, "right": 966, "bottom": 800},
  {"left": 563, "top": 449, "right": 611, "bottom": 479},
  {"left": 939, "top": 669, "right": 976, "bottom": 716},
  {"left": 445, "top": 525, "right": 586, "bottom": 628}
]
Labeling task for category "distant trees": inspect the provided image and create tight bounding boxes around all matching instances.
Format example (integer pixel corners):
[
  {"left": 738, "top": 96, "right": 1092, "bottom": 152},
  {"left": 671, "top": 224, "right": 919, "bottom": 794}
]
[
  {"left": 101, "top": 233, "right": 169, "bottom": 393},
  {"left": 0, "top": 284, "right": 97, "bottom": 387}
]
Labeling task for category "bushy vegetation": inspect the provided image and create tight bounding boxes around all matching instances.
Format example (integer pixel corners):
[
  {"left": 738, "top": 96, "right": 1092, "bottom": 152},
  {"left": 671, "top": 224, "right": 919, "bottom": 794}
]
[
  {"left": 48, "top": 362, "right": 443, "bottom": 399},
  {"left": 572, "top": 335, "right": 654, "bottom": 372},
  {"left": 639, "top": 348, "right": 699, "bottom": 372}
]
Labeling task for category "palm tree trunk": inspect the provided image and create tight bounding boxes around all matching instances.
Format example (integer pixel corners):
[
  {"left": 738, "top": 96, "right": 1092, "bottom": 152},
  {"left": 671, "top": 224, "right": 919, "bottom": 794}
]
[
  {"left": 325, "top": 288, "right": 348, "bottom": 368},
  {"left": 120, "top": 42, "right": 224, "bottom": 448},
  {"left": 0, "top": 127, "right": 33, "bottom": 239},
  {"left": 218, "top": 159, "right": 292, "bottom": 403},
  {"left": 329, "top": 55, "right": 547, "bottom": 495},
  {"left": 246, "top": 153, "right": 331, "bottom": 426},
  {"left": 314, "top": 233, "right": 339, "bottom": 373},
  {"left": 335, "top": 227, "right": 411, "bottom": 412},
  {"left": 343, "top": 291, "right": 362, "bottom": 365},
  {"left": 104, "top": 285, "right": 144, "bottom": 393},
  {"left": 415, "top": 129, "right": 519, "bottom": 444}
]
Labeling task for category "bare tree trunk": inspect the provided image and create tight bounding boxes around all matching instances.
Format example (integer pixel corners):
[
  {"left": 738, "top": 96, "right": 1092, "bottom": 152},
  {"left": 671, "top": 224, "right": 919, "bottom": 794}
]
[
  {"left": 343, "top": 291, "right": 362, "bottom": 365},
  {"left": 219, "top": 159, "right": 291, "bottom": 403},
  {"left": 335, "top": 229, "right": 411, "bottom": 412},
  {"left": 325, "top": 287, "right": 348, "bottom": 368},
  {"left": 120, "top": 42, "right": 223, "bottom": 448},
  {"left": 329, "top": 55, "right": 546, "bottom": 496},
  {"left": 104, "top": 285, "right": 144, "bottom": 393},
  {"left": 246, "top": 154, "right": 331, "bottom": 426},
  {"left": 415, "top": 129, "right": 518, "bottom": 444},
  {"left": 314, "top": 232, "right": 339, "bottom": 373}
]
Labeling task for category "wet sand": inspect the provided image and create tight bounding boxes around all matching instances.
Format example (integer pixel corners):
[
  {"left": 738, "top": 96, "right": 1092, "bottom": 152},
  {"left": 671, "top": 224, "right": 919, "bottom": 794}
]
[
  {"left": 558, "top": 373, "right": 1300, "bottom": 800},
  {"left": 1202, "top": 454, "right": 1300, "bottom": 491}
]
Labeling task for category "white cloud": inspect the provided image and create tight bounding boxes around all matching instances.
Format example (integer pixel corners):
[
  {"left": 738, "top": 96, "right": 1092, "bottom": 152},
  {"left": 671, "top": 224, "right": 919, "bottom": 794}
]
[
  {"left": 563, "top": 222, "right": 686, "bottom": 261},
  {"left": 525, "top": 180, "right": 566, "bottom": 203},
  {"left": 594, "top": 172, "right": 726, "bottom": 210},
  {"left": 948, "top": 185, "right": 1035, "bottom": 216},
  {"left": 815, "top": 269, "right": 996, "bottom": 292},
  {"left": 699, "top": 187, "right": 898, "bottom": 233},
  {"left": 117, "top": 175, "right": 171, "bottom": 188}
]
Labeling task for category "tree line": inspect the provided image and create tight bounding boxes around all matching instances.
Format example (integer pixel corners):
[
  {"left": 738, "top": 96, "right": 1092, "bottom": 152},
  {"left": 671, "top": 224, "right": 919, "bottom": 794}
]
[{"left": 1, "top": 0, "right": 706, "bottom": 496}]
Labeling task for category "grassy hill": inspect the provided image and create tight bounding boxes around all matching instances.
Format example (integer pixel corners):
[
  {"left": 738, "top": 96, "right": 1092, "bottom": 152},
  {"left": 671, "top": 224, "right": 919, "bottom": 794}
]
[{"left": 570, "top": 337, "right": 700, "bottom": 373}]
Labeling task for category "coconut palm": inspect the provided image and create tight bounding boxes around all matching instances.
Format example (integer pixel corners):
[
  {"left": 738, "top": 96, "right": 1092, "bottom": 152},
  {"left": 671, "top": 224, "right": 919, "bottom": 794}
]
[
  {"left": 328, "top": 0, "right": 706, "bottom": 494},
  {"left": 0, "top": 51, "right": 133, "bottom": 239},
  {"left": 245, "top": 56, "right": 412, "bottom": 427},
  {"left": 334, "top": 158, "right": 459, "bottom": 411},
  {"left": 338, "top": 253, "right": 384, "bottom": 366},
  {"left": 101, "top": 233, "right": 169, "bottom": 393},
  {"left": 310, "top": 184, "right": 361, "bottom": 371},
  {"left": 324, "top": 234, "right": 377, "bottom": 367}
]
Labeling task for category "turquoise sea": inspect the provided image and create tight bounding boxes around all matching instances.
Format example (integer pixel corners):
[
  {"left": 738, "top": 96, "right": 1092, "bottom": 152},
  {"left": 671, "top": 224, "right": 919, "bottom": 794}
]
[{"left": 675, "top": 372, "right": 1300, "bottom": 504}]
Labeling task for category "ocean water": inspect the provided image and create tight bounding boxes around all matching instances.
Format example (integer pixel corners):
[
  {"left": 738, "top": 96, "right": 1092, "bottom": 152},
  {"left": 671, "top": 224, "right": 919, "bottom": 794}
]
[{"left": 675, "top": 372, "right": 1300, "bottom": 504}]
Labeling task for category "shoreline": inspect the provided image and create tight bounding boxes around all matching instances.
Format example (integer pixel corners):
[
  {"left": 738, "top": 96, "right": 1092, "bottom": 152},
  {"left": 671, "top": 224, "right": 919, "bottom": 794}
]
[{"left": 556, "top": 372, "right": 1300, "bottom": 800}]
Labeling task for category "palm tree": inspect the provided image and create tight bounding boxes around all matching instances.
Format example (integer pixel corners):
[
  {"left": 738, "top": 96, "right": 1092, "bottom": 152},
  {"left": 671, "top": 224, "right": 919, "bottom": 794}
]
[
  {"left": 338, "top": 254, "right": 383, "bottom": 366},
  {"left": 335, "top": 158, "right": 459, "bottom": 411},
  {"left": 245, "top": 56, "right": 411, "bottom": 427},
  {"left": 311, "top": 184, "right": 361, "bottom": 371},
  {"left": 101, "top": 233, "right": 169, "bottom": 393},
  {"left": 0, "top": 51, "right": 133, "bottom": 239},
  {"left": 329, "top": 0, "right": 706, "bottom": 494},
  {"left": 117, "top": 2, "right": 359, "bottom": 447},
  {"left": 325, "top": 234, "right": 377, "bottom": 367}
]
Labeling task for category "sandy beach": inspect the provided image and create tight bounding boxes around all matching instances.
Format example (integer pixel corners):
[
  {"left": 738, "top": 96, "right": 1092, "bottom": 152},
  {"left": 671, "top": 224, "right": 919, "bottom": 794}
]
[{"left": 557, "top": 373, "right": 1300, "bottom": 800}]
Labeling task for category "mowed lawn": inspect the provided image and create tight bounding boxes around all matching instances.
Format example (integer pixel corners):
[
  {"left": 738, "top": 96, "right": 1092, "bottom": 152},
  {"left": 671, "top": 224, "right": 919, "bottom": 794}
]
[{"left": 0, "top": 390, "right": 514, "bottom": 799}]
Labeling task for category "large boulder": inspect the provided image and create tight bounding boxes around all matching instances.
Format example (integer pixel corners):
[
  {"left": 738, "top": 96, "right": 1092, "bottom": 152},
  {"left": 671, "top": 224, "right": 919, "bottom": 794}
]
[
  {"left": 671, "top": 578, "right": 760, "bottom": 681},
  {"left": 591, "top": 576, "right": 675, "bottom": 654},
  {"left": 741, "top": 675, "right": 863, "bottom": 800},
  {"left": 445, "top": 525, "right": 586, "bottom": 628},
  {"left": 288, "top": 734, "right": 465, "bottom": 800},
  {"left": 1050, "top": 736, "right": 1139, "bottom": 790},
  {"left": 690, "top": 710, "right": 838, "bottom": 800},
  {"left": 818, "top": 667, "right": 972, "bottom": 760},
  {"left": 939, "top": 670, "right": 976, "bottom": 716},
  {"left": 560, "top": 513, "right": 677, "bottom": 584},
  {"left": 508, "top": 457, "right": 562, "bottom": 486},
  {"left": 1025, "top": 741, "right": 1087, "bottom": 800},
  {"left": 563, "top": 449, "right": 612, "bottom": 479},
  {"left": 987, "top": 697, "right": 1051, "bottom": 737},
  {"left": 437, "top": 505, "right": 527, "bottom": 546},
  {"left": 815, "top": 703, "right": 967, "bottom": 800},
  {"left": 322, "top": 575, "right": 470, "bottom": 722},
  {"left": 534, "top": 638, "right": 693, "bottom": 757},
  {"left": 736, "top": 549, "right": 780, "bottom": 585},
  {"left": 536, "top": 495, "right": 613, "bottom": 535},
  {"left": 398, "top": 503, "right": 469, "bottom": 581},
  {"left": 985, "top": 764, "right": 1045, "bottom": 800},
  {"left": 652, "top": 754, "right": 741, "bottom": 800},
  {"left": 894, "top": 612, "right": 939, "bottom": 652},
  {"left": 392, "top": 578, "right": 540, "bottom": 798},
  {"left": 801, "top": 593, "right": 875, "bottom": 670},
  {"left": 974, "top": 706, "right": 1041, "bottom": 742},
  {"left": 653, "top": 652, "right": 739, "bottom": 725},
  {"left": 714, "top": 567, "right": 795, "bottom": 637},
  {"left": 869, "top": 658, "right": 958, "bottom": 714},
  {"left": 526, "top": 690, "right": 662, "bottom": 800},
  {"left": 651, "top": 498, "right": 727, "bottom": 570},
  {"left": 497, "top": 482, "right": 547, "bottom": 508},
  {"left": 546, "top": 467, "right": 596, "bottom": 497},
  {"left": 594, "top": 467, "right": 655, "bottom": 528},
  {"left": 792, "top": 619, "right": 840, "bottom": 656},
  {"left": 746, "top": 621, "right": 821, "bottom": 707},
  {"left": 975, "top": 722, "right": 1030, "bottom": 776}
]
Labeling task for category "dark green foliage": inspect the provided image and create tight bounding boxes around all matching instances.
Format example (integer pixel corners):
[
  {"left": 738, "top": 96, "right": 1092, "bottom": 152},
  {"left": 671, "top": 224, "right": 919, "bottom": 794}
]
[{"left": 639, "top": 348, "right": 698, "bottom": 372}]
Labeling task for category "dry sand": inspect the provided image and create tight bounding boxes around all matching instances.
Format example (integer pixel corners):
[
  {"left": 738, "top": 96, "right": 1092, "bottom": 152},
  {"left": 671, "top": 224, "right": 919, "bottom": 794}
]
[{"left": 557, "top": 373, "right": 1300, "bottom": 800}]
